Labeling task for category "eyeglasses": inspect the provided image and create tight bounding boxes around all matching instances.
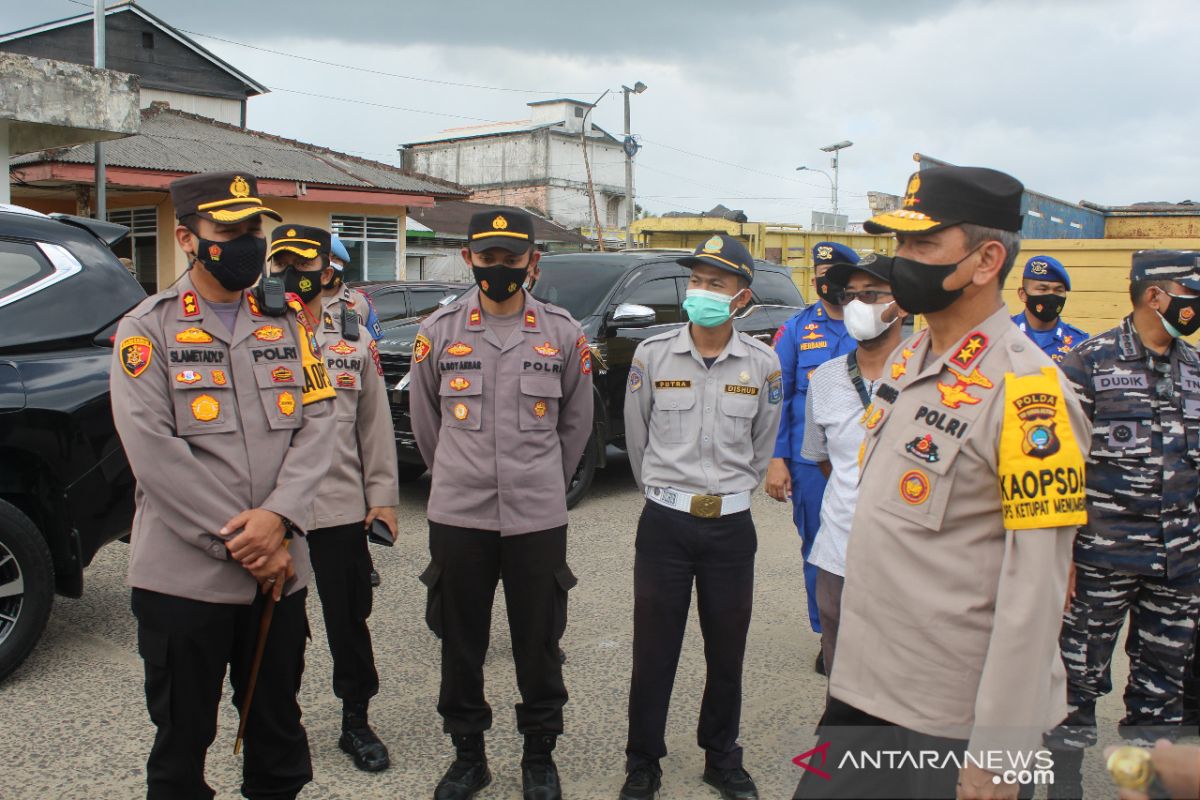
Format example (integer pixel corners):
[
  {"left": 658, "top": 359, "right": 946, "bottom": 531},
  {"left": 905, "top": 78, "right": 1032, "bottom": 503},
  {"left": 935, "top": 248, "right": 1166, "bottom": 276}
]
[
  {"left": 1150, "top": 358, "right": 1174, "bottom": 402},
  {"left": 837, "top": 289, "right": 893, "bottom": 304}
]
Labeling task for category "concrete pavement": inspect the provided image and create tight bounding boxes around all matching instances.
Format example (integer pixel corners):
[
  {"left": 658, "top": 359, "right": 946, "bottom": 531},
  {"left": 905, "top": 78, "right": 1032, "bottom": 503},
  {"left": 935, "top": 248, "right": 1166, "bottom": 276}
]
[{"left": 0, "top": 451, "right": 1148, "bottom": 799}]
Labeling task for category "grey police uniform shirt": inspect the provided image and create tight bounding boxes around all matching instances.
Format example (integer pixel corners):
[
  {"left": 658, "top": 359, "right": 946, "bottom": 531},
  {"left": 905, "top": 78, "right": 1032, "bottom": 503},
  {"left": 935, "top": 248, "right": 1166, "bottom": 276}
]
[
  {"left": 409, "top": 287, "right": 594, "bottom": 535},
  {"left": 111, "top": 273, "right": 337, "bottom": 605},
  {"left": 311, "top": 286, "right": 399, "bottom": 529},
  {"left": 624, "top": 325, "right": 783, "bottom": 496}
]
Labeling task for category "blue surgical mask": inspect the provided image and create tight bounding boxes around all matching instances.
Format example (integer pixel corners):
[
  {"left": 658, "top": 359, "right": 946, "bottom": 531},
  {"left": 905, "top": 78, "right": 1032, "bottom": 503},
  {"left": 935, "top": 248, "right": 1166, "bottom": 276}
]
[{"left": 683, "top": 288, "right": 741, "bottom": 328}]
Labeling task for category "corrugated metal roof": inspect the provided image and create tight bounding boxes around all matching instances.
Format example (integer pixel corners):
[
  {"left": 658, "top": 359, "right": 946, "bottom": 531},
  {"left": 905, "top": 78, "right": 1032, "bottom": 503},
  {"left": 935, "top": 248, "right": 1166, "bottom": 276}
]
[
  {"left": 13, "top": 107, "right": 465, "bottom": 197},
  {"left": 407, "top": 200, "right": 587, "bottom": 245}
]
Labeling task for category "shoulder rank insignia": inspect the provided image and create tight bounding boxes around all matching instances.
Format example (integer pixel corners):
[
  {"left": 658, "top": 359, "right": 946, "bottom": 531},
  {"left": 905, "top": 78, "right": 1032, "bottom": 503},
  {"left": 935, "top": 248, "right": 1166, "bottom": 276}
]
[
  {"left": 534, "top": 342, "right": 560, "bottom": 357},
  {"left": 176, "top": 327, "right": 213, "bottom": 344},
  {"left": 246, "top": 292, "right": 262, "bottom": 317},
  {"left": 525, "top": 310, "right": 537, "bottom": 328},
  {"left": 181, "top": 291, "right": 200, "bottom": 317},
  {"left": 254, "top": 325, "right": 284, "bottom": 342},
  {"left": 469, "top": 308, "right": 482, "bottom": 326},
  {"left": 120, "top": 336, "right": 153, "bottom": 378},
  {"left": 414, "top": 333, "right": 432, "bottom": 364}
]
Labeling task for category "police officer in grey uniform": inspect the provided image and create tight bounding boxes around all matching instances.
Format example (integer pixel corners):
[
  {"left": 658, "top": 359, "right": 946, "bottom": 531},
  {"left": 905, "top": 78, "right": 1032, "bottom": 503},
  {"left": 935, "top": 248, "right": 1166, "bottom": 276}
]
[
  {"left": 1045, "top": 251, "right": 1200, "bottom": 797},
  {"left": 619, "top": 234, "right": 782, "bottom": 800},
  {"left": 266, "top": 225, "right": 399, "bottom": 772},
  {"left": 410, "top": 209, "right": 593, "bottom": 800},
  {"left": 111, "top": 172, "right": 337, "bottom": 799}
]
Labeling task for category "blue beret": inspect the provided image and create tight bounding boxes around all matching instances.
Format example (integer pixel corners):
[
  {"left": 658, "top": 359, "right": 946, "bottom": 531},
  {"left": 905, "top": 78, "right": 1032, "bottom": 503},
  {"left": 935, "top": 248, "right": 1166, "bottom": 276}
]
[
  {"left": 330, "top": 234, "right": 351, "bottom": 268},
  {"left": 1130, "top": 250, "right": 1200, "bottom": 291},
  {"left": 1022, "top": 255, "right": 1071, "bottom": 290},
  {"left": 813, "top": 241, "right": 859, "bottom": 267}
]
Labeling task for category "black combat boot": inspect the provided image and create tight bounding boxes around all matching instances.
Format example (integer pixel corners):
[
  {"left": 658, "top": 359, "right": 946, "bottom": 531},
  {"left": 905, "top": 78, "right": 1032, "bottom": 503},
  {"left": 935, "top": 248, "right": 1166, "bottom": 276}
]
[
  {"left": 339, "top": 701, "right": 390, "bottom": 772},
  {"left": 435, "top": 733, "right": 491, "bottom": 800},
  {"left": 521, "top": 734, "right": 562, "bottom": 800},
  {"left": 1046, "top": 749, "right": 1083, "bottom": 800}
]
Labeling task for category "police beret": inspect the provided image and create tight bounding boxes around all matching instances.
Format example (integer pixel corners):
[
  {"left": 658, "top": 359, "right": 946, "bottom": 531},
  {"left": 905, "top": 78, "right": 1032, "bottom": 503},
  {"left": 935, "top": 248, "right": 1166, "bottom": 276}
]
[
  {"left": 169, "top": 171, "right": 282, "bottom": 224},
  {"left": 1130, "top": 250, "right": 1200, "bottom": 291},
  {"left": 677, "top": 234, "right": 755, "bottom": 284},
  {"left": 467, "top": 209, "right": 536, "bottom": 253},
  {"left": 1023, "top": 255, "right": 1071, "bottom": 290},
  {"left": 865, "top": 165, "right": 1024, "bottom": 235},
  {"left": 813, "top": 241, "right": 860, "bottom": 267},
  {"left": 330, "top": 234, "right": 351, "bottom": 268},
  {"left": 269, "top": 224, "right": 331, "bottom": 261}
]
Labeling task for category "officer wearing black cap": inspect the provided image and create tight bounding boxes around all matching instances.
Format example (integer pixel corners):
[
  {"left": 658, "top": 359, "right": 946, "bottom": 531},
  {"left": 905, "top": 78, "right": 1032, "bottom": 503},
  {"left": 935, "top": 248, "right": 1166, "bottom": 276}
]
[
  {"left": 619, "top": 234, "right": 782, "bottom": 800},
  {"left": 111, "top": 172, "right": 337, "bottom": 799},
  {"left": 797, "top": 166, "right": 1091, "bottom": 799},
  {"left": 1011, "top": 255, "right": 1089, "bottom": 362},
  {"left": 410, "top": 209, "right": 593, "bottom": 800},
  {"left": 1044, "top": 250, "right": 1200, "bottom": 797},
  {"left": 267, "top": 225, "right": 399, "bottom": 773}
]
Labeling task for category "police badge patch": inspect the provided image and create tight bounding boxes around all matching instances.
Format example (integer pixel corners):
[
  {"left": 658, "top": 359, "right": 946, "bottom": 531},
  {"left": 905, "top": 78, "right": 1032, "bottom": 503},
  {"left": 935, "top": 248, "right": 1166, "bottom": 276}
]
[
  {"left": 120, "top": 336, "right": 153, "bottom": 378},
  {"left": 414, "top": 334, "right": 432, "bottom": 364},
  {"left": 767, "top": 369, "right": 782, "bottom": 405}
]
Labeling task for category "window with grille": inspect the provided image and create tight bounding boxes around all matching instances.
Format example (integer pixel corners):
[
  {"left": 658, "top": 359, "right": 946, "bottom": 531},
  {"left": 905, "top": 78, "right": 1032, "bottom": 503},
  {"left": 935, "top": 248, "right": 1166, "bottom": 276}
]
[
  {"left": 107, "top": 207, "right": 158, "bottom": 290},
  {"left": 330, "top": 215, "right": 401, "bottom": 282}
]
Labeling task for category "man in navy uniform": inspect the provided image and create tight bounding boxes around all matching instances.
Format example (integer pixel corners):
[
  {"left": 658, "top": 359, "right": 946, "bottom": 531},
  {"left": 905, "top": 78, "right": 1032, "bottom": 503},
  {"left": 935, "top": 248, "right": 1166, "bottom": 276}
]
[
  {"left": 1011, "top": 255, "right": 1088, "bottom": 363},
  {"left": 764, "top": 241, "right": 859, "bottom": 672}
]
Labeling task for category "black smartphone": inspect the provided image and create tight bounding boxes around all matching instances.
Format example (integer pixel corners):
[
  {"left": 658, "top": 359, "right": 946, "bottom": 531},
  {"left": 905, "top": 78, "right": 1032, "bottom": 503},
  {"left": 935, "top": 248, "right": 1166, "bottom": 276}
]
[{"left": 367, "top": 518, "right": 394, "bottom": 547}]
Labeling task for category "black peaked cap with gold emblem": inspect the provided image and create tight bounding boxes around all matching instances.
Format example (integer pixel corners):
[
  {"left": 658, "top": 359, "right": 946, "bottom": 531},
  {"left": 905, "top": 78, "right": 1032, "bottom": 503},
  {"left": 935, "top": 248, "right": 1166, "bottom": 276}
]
[
  {"left": 677, "top": 233, "right": 755, "bottom": 284},
  {"left": 467, "top": 209, "right": 537, "bottom": 253},
  {"left": 169, "top": 171, "right": 282, "bottom": 224},
  {"left": 864, "top": 165, "right": 1023, "bottom": 235},
  {"left": 269, "top": 224, "right": 331, "bottom": 261}
]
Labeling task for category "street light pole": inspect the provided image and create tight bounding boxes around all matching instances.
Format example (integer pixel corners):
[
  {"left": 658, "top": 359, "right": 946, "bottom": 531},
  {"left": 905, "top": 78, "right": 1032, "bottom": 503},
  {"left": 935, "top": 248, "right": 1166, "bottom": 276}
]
[
  {"left": 93, "top": 0, "right": 106, "bottom": 220},
  {"left": 621, "top": 81, "right": 646, "bottom": 249},
  {"left": 818, "top": 140, "right": 853, "bottom": 223},
  {"left": 796, "top": 165, "right": 834, "bottom": 212}
]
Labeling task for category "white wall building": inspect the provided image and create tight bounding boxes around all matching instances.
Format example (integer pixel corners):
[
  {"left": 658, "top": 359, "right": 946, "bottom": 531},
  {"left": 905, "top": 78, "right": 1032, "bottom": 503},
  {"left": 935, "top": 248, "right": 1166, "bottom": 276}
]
[{"left": 400, "top": 99, "right": 628, "bottom": 231}]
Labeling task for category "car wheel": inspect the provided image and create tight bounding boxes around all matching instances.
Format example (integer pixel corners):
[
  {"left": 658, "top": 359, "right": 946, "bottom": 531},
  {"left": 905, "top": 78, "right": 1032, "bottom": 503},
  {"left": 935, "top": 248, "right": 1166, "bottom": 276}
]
[
  {"left": 0, "top": 499, "right": 54, "bottom": 683},
  {"left": 565, "top": 433, "right": 598, "bottom": 510},
  {"left": 396, "top": 464, "right": 427, "bottom": 483}
]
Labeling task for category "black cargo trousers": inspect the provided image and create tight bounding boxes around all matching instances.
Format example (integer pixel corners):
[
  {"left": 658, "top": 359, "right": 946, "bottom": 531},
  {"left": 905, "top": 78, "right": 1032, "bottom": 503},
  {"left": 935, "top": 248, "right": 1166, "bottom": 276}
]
[
  {"left": 420, "top": 522, "right": 576, "bottom": 735},
  {"left": 307, "top": 522, "right": 379, "bottom": 703}
]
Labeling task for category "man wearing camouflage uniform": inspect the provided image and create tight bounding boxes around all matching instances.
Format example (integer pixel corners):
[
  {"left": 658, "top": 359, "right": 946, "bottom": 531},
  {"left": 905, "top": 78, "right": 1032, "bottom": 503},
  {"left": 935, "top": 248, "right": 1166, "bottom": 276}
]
[{"left": 1045, "top": 250, "right": 1200, "bottom": 797}]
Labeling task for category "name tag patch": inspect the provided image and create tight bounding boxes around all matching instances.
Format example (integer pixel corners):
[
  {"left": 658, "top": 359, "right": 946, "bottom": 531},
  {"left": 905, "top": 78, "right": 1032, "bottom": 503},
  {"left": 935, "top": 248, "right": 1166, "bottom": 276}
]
[
  {"left": 1094, "top": 373, "right": 1148, "bottom": 392},
  {"left": 654, "top": 380, "right": 692, "bottom": 389},
  {"left": 725, "top": 385, "right": 759, "bottom": 396}
]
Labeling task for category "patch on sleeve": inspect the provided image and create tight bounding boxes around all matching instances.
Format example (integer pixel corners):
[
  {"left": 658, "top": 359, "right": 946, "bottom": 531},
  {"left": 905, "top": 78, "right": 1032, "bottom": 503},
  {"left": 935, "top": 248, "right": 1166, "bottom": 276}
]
[
  {"left": 368, "top": 339, "right": 383, "bottom": 376},
  {"left": 767, "top": 369, "right": 782, "bottom": 405},
  {"left": 413, "top": 333, "right": 432, "bottom": 364},
  {"left": 628, "top": 359, "right": 644, "bottom": 393},
  {"left": 120, "top": 336, "right": 153, "bottom": 378},
  {"left": 998, "top": 367, "right": 1087, "bottom": 530},
  {"left": 771, "top": 325, "right": 785, "bottom": 348}
]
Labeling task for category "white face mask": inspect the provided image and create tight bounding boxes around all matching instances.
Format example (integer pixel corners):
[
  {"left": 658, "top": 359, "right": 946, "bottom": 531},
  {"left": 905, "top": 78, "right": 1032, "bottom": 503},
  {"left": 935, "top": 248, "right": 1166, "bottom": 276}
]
[{"left": 843, "top": 298, "right": 897, "bottom": 342}]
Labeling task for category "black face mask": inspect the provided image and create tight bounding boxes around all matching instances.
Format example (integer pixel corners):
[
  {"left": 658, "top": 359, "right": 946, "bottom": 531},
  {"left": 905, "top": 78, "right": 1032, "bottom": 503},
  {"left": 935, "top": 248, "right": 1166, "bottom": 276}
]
[
  {"left": 472, "top": 264, "right": 527, "bottom": 302},
  {"left": 1025, "top": 293, "right": 1066, "bottom": 323},
  {"left": 277, "top": 266, "right": 324, "bottom": 303},
  {"left": 190, "top": 232, "right": 266, "bottom": 292},
  {"left": 815, "top": 275, "right": 840, "bottom": 305},
  {"left": 891, "top": 246, "right": 981, "bottom": 315},
  {"left": 1156, "top": 290, "right": 1200, "bottom": 337}
]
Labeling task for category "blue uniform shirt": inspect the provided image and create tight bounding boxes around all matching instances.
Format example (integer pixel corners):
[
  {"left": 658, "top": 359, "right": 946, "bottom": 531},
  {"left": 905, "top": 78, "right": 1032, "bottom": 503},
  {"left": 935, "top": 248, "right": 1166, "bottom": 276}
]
[
  {"left": 1012, "top": 311, "right": 1088, "bottom": 363},
  {"left": 772, "top": 302, "right": 854, "bottom": 463}
]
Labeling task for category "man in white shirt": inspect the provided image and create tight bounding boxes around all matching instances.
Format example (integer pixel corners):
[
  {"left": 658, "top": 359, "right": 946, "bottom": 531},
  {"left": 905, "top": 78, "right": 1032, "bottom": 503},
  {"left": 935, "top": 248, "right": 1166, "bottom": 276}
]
[{"left": 800, "top": 254, "right": 905, "bottom": 672}]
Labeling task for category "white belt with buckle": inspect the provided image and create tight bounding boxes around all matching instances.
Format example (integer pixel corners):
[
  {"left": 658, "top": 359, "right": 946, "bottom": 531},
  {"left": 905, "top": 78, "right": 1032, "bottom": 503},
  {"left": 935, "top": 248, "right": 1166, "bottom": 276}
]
[{"left": 645, "top": 486, "right": 751, "bottom": 519}]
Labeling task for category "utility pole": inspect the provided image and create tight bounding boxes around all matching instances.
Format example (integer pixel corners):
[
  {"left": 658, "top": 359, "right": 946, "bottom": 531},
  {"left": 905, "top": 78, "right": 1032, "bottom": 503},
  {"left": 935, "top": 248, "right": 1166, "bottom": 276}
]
[
  {"left": 621, "top": 81, "right": 646, "bottom": 249},
  {"left": 819, "top": 140, "right": 853, "bottom": 222},
  {"left": 93, "top": 0, "right": 106, "bottom": 220}
]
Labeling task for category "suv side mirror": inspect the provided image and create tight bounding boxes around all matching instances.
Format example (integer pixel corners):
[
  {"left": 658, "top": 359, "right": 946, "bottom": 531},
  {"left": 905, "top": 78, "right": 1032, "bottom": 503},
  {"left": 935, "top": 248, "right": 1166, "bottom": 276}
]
[{"left": 609, "top": 302, "right": 657, "bottom": 327}]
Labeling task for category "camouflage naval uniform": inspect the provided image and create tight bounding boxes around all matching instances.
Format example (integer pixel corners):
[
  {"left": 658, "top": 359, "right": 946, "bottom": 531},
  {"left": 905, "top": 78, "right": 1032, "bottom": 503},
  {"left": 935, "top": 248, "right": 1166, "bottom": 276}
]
[{"left": 1047, "top": 314, "right": 1200, "bottom": 749}]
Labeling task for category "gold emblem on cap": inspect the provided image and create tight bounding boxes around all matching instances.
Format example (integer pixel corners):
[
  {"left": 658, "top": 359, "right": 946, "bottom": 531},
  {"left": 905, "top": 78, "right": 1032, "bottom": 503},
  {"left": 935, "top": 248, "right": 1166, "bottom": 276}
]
[
  {"left": 703, "top": 235, "right": 723, "bottom": 253},
  {"left": 492, "top": 215, "right": 508, "bottom": 230},
  {"left": 229, "top": 175, "right": 251, "bottom": 199},
  {"left": 903, "top": 173, "right": 921, "bottom": 208},
  {"left": 817, "top": 245, "right": 833, "bottom": 260},
  {"left": 287, "top": 228, "right": 297, "bottom": 237}
]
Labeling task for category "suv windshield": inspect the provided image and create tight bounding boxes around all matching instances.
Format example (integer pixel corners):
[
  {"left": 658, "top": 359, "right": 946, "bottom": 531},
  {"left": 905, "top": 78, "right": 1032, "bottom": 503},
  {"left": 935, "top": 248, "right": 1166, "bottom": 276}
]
[{"left": 533, "top": 257, "right": 628, "bottom": 321}]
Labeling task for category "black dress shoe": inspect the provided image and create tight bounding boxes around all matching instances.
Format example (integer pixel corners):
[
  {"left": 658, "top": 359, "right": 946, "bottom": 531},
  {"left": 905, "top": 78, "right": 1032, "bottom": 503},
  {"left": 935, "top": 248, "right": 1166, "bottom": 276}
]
[
  {"left": 435, "top": 759, "right": 491, "bottom": 800},
  {"left": 522, "top": 759, "right": 561, "bottom": 800},
  {"left": 702, "top": 766, "right": 758, "bottom": 799},
  {"left": 619, "top": 764, "right": 661, "bottom": 800},
  {"left": 369, "top": 568, "right": 381, "bottom": 587},
  {"left": 339, "top": 724, "right": 390, "bottom": 772},
  {"left": 814, "top": 651, "right": 826, "bottom": 676}
]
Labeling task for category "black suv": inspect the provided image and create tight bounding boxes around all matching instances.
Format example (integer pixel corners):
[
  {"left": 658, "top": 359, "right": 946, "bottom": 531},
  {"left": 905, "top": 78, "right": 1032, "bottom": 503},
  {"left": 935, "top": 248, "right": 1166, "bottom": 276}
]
[
  {"left": 378, "top": 250, "right": 804, "bottom": 506},
  {"left": 0, "top": 205, "right": 145, "bottom": 680},
  {"left": 349, "top": 280, "right": 469, "bottom": 327}
]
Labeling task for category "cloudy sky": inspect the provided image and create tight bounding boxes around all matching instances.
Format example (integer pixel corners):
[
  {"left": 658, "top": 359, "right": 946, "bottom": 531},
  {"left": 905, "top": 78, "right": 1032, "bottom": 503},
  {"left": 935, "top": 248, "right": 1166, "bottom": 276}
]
[{"left": 12, "top": 0, "right": 1199, "bottom": 224}]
